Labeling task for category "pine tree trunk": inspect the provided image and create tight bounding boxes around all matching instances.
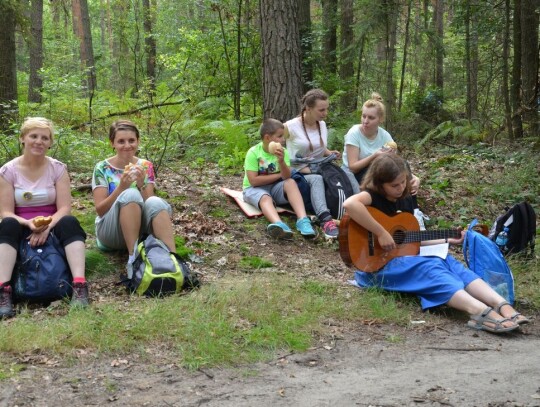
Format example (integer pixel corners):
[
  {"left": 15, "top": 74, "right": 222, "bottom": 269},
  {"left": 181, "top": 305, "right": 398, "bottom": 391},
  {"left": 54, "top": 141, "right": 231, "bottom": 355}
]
[
  {"left": 520, "top": 0, "right": 539, "bottom": 136},
  {"left": 322, "top": 0, "right": 338, "bottom": 75},
  {"left": 0, "top": 2, "right": 18, "bottom": 126},
  {"left": 72, "top": 0, "right": 97, "bottom": 94},
  {"left": 260, "top": 0, "right": 303, "bottom": 121},
  {"left": 298, "top": 0, "right": 313, "bottom": 92},
  {"left": 511, "top": 0, "right": 523, "bottom": 138},
  {"left": 28, "top": 0, "right": 44, "bottom": 103},
  {"left": 339, "top": 0, "right": 354, "bottom": 111}
]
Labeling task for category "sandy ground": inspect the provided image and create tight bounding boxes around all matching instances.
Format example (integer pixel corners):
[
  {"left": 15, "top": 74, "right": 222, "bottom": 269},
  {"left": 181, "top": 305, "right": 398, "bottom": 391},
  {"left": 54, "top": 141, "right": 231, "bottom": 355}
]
[{"left": 2, "top": 314, "right": 539, "bottom": 407}]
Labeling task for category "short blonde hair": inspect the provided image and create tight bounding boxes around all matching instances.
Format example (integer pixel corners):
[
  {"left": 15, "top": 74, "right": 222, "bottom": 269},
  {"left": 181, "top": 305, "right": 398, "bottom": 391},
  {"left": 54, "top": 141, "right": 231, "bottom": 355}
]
[
  {"left": 362, "top": 92, "right": 386, "bottom": 122},
  {"left": 20, "top": 117, "right": 55, "bottom": 141}
]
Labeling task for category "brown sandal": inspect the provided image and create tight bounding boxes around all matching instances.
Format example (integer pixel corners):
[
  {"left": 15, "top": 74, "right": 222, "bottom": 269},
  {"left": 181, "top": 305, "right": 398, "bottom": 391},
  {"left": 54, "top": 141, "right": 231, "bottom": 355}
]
[{"left": 494, "top": 301, "right": 530, "bottom": 325}]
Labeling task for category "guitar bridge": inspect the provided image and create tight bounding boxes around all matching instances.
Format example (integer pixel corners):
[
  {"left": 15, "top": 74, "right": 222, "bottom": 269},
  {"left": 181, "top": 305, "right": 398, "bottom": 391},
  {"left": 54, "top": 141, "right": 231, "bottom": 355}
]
[{"left": 368, "top": 232, "right": 375, "bottom": 256}]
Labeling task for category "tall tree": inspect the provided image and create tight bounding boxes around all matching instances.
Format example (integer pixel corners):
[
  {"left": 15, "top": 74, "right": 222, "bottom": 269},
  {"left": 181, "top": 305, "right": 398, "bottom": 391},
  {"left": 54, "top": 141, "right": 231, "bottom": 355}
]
[
  {"left": 465, "top": 0, "right": 479, "bottom": 120},
  {"left": 0, "top": 1, "right": 18, "bottom": 126},
  {"left": 520, "top": 0, "right": 539, "bottom": 136},
  {"left": 142, "top": 0, "right": 156, "bottom": 92},
  {"left": 398, "top": 0, "right": 413, "bottom": 111},
  {"left": 72, "top": 0, "right": 97, "bottom": 94},
  {"left": 298, "top": 0, "right": 313, "bottom": 91},
  {"left": 433, "top": 0, "right": 444, "bottom": 91},
  {"left": 259, "top": 0, "right": 303, "bottom": 121},
  {"left": 383, "top": 0, "right": 399, "bottom": 129},
  {"left": 28, "top": 0, "right": 44, "bottom": 103},
  {"left": 339, "top": 0, "right": 354, "bottom": 110},
  {"left": 322, "top": 0, "right": 338, "bottom": 76},
  {"left": 511, "top": 0, "right": 523, "bottom": 138},
  {"left": 502, "top": 0, "right": 513, "bottom": 139}
]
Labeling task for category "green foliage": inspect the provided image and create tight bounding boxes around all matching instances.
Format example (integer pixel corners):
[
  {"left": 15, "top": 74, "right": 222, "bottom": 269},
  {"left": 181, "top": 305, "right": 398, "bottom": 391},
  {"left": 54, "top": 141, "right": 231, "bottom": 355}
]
[
  {"left": 417, "top": 120, "right": 484, "bottom": 148},
  {"left": 182, "top": 119, "right": 259, "bottom": 173}
]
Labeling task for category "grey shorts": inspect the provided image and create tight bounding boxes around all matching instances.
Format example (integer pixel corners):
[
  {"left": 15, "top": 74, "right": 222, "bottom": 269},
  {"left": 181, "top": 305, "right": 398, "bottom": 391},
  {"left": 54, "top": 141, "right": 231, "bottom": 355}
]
[
  {"left": 243, "top": 181, "right": 287, "bottom": 209},
  {"left": 95, "top": 188, "right": 172, "bottom": 251}
]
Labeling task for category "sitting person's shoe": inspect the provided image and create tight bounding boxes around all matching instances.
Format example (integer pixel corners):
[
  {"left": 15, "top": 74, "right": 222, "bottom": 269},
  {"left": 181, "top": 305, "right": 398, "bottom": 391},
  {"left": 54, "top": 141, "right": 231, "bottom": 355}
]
[
  {"left": 0, "top": 283, "right": 15, "bottom": 318},
  {"left": 296, "top": 217, "right": 317, "bottom": 239},
  {"left": 321, "top": 219, "right": 339, "bottom": 239},
  {"left": 267, "top": 222, "right": 293, "bottom": 240},
  {"left": 70, "top": 282, "right": 89, "bottom": 308}
]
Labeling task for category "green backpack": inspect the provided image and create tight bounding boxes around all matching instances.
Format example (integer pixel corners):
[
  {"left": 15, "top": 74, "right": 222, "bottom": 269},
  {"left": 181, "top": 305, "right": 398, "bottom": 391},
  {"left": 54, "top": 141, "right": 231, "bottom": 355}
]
[{"left": 125, "top": 234, "right": 199, "bottom": 297}]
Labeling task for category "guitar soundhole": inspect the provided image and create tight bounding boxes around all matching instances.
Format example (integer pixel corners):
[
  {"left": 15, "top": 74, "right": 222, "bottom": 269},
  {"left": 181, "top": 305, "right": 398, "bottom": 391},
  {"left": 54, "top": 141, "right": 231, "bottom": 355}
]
[{"left": 393, "top": 230, "right": 406, "bottom": 245}]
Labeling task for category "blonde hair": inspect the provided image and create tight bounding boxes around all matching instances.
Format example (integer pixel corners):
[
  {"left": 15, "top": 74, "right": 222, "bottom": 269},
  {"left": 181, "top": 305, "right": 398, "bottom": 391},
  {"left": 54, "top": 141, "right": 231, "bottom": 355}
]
[
  {"left": 362, "top": 92, "right": 386, "bottom": 122},
  {"left": 20, "top": 117, "right": 55, "bottom": 141}
]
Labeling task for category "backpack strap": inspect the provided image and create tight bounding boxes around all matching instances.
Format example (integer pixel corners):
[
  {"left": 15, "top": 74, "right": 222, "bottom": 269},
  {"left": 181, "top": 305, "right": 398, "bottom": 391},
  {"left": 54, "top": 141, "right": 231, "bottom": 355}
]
[
  {"left": 463, "top": 218, "right": 479, "bottom": 268},
  {"left": 522, "top": 202, "right": 537, "bottom": 252}
]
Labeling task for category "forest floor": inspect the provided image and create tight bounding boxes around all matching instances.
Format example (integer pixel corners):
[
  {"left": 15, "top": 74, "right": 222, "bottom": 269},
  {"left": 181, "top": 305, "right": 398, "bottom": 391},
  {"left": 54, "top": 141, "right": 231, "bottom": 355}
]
[{"left": 2, "top": 154, "right": 540, "bottom": 407}]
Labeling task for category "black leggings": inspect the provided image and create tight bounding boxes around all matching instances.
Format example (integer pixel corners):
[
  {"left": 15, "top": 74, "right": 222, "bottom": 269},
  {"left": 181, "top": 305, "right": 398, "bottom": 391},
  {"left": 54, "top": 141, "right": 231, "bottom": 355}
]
[{"left": 0, "top": 216, "right": 86, "bottom": 250}]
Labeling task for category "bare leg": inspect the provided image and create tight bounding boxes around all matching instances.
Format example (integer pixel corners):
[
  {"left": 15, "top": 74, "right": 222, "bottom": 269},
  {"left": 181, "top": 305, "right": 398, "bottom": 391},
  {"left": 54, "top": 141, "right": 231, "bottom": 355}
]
[
  {"left": 64, "top": 241, "right": 86, "bottom": 279},
  {"left": 0, "top": 244, "right": 17, "bottom": 283},
  {"left": 120, "top": 202, "right": 142, "bottom": 255},
  {"left": 259, "top": 195, "right": 281, "bottom": 224},
  {"left": 152, "top": 211, "right": 176, "bottom": 252},
  {"left": 283, "top": 178, "right": 307, "bottom": 218},
  {"left": 465, "top": 279, "right": 526, "bottom": 322},
  {"left": 447, "top": 289, "right": 516, "bottom": 329}
]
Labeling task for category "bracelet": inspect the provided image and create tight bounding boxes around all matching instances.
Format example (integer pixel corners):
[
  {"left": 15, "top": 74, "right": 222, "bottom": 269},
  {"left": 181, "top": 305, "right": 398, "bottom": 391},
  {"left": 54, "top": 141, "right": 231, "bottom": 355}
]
[{"left": 137, "top": 184, "right": 145, "bottom": 191}]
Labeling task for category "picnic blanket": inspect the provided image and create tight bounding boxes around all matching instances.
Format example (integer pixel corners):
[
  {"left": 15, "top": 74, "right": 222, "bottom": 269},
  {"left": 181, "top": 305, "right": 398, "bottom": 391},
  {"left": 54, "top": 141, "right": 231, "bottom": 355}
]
[{"left": 220, "top": 187, "right": 294, "bottom": 218}]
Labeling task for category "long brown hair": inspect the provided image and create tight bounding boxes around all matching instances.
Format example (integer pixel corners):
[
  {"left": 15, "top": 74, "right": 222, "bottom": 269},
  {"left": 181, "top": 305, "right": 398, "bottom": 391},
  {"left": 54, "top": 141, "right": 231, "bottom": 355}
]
[{"left": 361, "top": 154, "right": 411, "bottom": 198}]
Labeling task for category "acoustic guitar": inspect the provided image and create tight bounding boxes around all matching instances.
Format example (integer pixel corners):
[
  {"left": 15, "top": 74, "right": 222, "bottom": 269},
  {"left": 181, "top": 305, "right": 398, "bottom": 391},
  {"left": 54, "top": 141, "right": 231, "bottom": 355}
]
[{"left": 338, "top": 207, "right": 468, "bottom": 272}]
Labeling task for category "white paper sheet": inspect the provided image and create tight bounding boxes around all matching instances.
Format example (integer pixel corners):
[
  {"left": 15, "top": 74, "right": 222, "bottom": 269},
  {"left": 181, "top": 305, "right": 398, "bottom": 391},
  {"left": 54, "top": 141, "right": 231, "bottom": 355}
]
[{"left": 418, "top": 243, "right": 449, "bottom": 259}]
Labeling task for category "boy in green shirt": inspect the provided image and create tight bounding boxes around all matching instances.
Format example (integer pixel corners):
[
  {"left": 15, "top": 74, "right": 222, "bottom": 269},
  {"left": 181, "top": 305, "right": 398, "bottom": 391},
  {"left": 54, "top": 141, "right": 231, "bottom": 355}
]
[{"left": 243, "top": 119, "right": 316, "bottom": 239}]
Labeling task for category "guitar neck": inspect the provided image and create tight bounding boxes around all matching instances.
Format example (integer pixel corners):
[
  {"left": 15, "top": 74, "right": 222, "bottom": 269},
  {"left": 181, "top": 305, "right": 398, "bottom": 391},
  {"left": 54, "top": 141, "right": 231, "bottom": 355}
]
[{"left": 402, "top": 229, "right": 461, "bottom": 244}]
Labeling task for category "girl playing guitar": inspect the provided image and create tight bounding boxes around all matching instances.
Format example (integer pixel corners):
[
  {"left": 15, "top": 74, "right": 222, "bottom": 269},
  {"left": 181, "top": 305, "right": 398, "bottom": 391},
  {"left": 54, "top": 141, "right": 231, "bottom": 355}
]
[{"left": 342, "top": 154, "right": 528, "bottom": 334}]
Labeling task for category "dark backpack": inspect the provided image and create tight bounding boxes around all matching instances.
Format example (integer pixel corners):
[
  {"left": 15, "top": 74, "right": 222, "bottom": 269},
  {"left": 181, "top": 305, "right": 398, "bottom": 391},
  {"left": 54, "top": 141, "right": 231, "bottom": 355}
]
[
  {"left": 488, "top": 202, "right": 536, "bottom": 256},
  {"left": 12, "top": 233, "right": 73, "bottom": 303},
  {"left": 318, "top": 161, "right": 354, "bottom": 220},
  {"left": 125, "top": 234, "right": 200, "bottom": 297},
  {"left": 291, "top": 169, "right": 313, "bottom": 213},
  {"left": 464, "top": 219, "right": 515, "bottom": 304}
]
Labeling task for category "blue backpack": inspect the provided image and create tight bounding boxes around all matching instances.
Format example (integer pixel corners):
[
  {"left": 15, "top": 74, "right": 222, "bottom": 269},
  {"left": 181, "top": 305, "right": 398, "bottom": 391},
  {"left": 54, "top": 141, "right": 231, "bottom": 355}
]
[
  {"left": 463, "top": 219, "right": 515, "bottom": 304},
  {"left": 12, "top": 233, "right": 72, "bottom": 303}
]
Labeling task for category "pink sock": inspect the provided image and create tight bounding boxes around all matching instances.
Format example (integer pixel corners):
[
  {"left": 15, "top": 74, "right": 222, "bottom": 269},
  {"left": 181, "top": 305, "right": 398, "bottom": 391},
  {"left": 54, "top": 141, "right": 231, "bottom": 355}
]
[{"left": 73, "top": 277, "right": 86, "bottom": 284}]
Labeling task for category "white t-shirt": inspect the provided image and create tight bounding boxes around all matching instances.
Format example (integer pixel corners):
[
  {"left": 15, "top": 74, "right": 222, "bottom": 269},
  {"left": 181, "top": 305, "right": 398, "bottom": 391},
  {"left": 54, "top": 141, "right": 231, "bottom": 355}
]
[
  {"left": 285, "top": 116, "right": 328, "bottom": 170},
  {"left": 342, "top": 125, "right": 393, "bottom": 169}
]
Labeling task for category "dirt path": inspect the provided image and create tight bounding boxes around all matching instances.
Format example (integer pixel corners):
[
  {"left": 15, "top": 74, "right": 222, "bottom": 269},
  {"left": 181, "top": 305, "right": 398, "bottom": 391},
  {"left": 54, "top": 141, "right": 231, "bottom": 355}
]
[{"left": 3, "top": 313, "right": 539, "bottom": 407}]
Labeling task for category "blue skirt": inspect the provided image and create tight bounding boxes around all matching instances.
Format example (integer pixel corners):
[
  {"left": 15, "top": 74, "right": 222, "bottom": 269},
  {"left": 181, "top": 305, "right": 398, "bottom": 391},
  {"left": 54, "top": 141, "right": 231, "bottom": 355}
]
[{"left": 354, "top": 255, "right": 480, "bottom": 310}]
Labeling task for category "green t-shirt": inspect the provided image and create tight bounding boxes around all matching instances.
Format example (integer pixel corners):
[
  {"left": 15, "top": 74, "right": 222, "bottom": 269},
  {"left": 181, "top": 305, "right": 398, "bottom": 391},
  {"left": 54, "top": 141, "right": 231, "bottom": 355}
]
[{"left": 242, "top": 142, "right": 290, "bottom": 189}]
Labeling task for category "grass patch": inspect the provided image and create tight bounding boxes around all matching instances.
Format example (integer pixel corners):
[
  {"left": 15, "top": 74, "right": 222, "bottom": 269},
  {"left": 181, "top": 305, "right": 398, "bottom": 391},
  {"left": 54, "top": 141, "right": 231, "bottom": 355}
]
[
  {"left": 239, "top": 256, "right": 273, "bottom": 269},
  {"left": 0, "top": 275, "right": 412, "bottom": 370}
]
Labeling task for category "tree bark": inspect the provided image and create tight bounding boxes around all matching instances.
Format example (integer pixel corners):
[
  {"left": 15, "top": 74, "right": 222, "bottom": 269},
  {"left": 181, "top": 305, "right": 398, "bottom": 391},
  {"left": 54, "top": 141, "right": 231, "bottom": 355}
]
[
  {"left": 520, "top": 0, "right": 539, "bottom": 136},
  {"left": 259, "top": 0, "right": 303, "bottom": 121},
  {"left": 511, "top": 0, "right": 523, "bottom": 138},
  {"left": 28, "top": 0, "right": 44, "bottom": 103},
  {"left": 465, "top": 0, "right": 479, "bottom": 120},
  {"left": 433, "top": 0, "right": 444, "bottom": 91},
  {"left": 142, "top": 0, "right": 156, "bottom": 92},
  {"left": 339, "top": 0, "right": 354, "bottom": 111},
  {"left": 398, "top": 0, "right": 413, "bottom": 111},
  {"left": 502, "top": 0, "right": 513, "bottom": 139},
  {"left": 72, "top": 0, "right": 97, "bottom": 94},
  {"left": 0, "top": 1, "right": 18, "bottom": 126},
  {"left": 384, "top": 0, "right": 399, "bottom": 130},
  {"left": 298, "top": 0, "right": 313, "bottom": 91},
  {"left": 322, "top": 0, "right": 338, "bottom": 75}
]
